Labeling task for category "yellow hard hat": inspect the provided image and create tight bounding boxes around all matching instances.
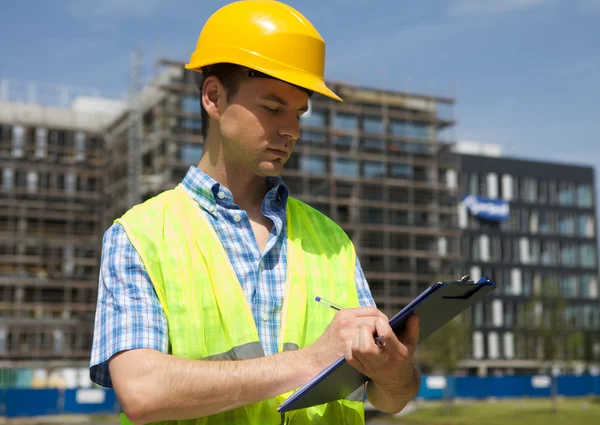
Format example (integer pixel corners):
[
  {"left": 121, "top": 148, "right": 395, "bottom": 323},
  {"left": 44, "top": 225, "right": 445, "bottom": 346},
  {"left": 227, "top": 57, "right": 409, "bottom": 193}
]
[{"left": 185, "top": 0, "right": 342, "bottom": 102}]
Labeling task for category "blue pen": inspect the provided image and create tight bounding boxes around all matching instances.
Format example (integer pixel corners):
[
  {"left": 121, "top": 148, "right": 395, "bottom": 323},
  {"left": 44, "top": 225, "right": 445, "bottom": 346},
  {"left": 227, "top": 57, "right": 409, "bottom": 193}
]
[{"left": 315, "top": 296, "right": 386, "bottom": 348}]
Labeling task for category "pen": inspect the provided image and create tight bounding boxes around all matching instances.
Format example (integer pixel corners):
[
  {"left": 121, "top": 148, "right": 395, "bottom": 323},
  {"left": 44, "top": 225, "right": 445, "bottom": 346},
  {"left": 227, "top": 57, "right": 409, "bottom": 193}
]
[{"left": 315, "top": 296, "right": 386, "bottom": 348}]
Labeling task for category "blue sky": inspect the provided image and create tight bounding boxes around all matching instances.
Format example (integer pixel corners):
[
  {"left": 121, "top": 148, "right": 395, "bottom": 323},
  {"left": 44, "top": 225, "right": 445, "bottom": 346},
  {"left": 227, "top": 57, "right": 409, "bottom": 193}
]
[{"left": 1, "top": 0, "right": 599, "bottom": 169}]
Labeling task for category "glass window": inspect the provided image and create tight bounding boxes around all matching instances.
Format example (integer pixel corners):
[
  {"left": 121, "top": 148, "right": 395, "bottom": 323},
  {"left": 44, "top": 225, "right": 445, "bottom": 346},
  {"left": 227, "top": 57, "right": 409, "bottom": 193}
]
[
  {"left": 332, "top": 134, "right": 357, "bottom": 150},
  {"left": 548, "top": 180, "right": 558, "bottom": 204},
  {"left": 2, "top": 168, "right": 14, "bottom": 190},
  {"left": 300, "top": 156, "right": 326, "bottom": 174},
  {"left": 580, "top": 274, "right": 592, "bottom": 298},
  {"left": 560, "top": 244, "right": 577, "bottom": 266},
  {"left": 390, "top": 120, "right": 409, "bottom": 136},
  {"left": 179, "top": 144, "right": 203, "bottom": 164},
  {"left": 580, "top": 244, "right": 596, "bottom": 268},
  {"left": 301, "top": 130, "right": 326, "bottom": 147},
  {"left": 363, "top": 161, "right": 386, "bottom": 178},
  {"left": 362, "top": 138, "right": 385, "bottom": 152},
  {"left": 539, "top": 212, "right": 550, "bottom": 234},
  {"left": 538, "top": 180, "right": 547, "bottom": 203},
  {"left": 558, "top": 182, "right": 575, "bottom": 205},
  {"left": 363, "top": 117, "right": 384, "bottom": 134},
  {"left": 468, "top": 173, "right": 478, "bottom": 194},
  {"left": 12, "top": 125, "right": 25, "bottom": 158},
  {"left": 576, "top": 184, "right": 593, "bottom": 208},
  {"left": 35, "top": 128, "right": 47, "bottom": 159},
  {"left": 75, "top": 131, "right": 86, "bottom": 162},
  {"left": 333, "top": 159, "right": 358, "bottom": 177},
  {"left": 390, "top": 163, "right": 413, "bottom": 179},
  {"left": 300, "top": 109, "right": 326, "bottom": 127},
  {"left": 558, "top": 213, "right": 575, "bottom": 236},
  {"left": 181, "top": 95, "right": 201, "bottom": 114},
  {"left": 390, "top": 210, "right": 410, "bottom": 226},
  {"left": 65, "top": 173, "right": 77, "bottom": 193},
  {"left": 333, "top": 113, "right": 358, "bottom": 131},
  {"left": 560, "top": 275, "right": 578, "bottom": 298},
  {"left": 413, "top": 123, "right": 430, "bottom": 139},
  {"left": 521, "top": 178, "right": 537, "bottom": 202}
]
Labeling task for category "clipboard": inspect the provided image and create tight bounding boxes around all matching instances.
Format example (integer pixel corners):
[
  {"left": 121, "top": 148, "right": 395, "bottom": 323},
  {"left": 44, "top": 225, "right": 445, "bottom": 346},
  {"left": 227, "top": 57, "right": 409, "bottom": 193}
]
[{"left": 277, "top": 275, "right": 496, "bottom": 413}]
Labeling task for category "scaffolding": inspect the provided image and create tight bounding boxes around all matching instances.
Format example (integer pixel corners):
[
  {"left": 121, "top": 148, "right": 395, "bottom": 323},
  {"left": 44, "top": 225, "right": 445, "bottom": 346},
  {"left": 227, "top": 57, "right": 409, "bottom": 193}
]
[{"left": 0, "top": 81, "right": 124, "bottom": 369}]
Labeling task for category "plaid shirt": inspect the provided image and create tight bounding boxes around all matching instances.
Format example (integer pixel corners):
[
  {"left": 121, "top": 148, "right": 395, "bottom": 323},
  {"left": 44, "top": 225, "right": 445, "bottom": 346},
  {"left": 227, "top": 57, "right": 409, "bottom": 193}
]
[{"left": 90, "top": 166, "right": 375, "bottom": 387}]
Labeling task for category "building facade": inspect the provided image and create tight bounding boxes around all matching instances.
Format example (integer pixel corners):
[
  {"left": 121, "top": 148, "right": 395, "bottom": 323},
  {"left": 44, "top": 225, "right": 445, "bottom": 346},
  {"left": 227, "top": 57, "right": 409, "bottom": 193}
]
[
  {"left": 456, "top": 145, "right": 600, "bottom": 375},
  {"left": 0, "top": 80, "right": 124, "bottom": 370}
]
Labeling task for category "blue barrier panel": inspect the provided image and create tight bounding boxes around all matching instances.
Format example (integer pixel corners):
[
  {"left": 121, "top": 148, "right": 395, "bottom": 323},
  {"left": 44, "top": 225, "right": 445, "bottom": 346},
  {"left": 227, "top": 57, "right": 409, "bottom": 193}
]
[
  {"left": 64, "top": 388, "right": 120, "bottom": 415},
  {"left": 5, "top": 389, "right": 60, "bottom": 417},
  {"left": 558, "top": 375, "right": 594, "bottom": 396},
  {"left": 455, "top": 376, "right": 490, "bottom": 398},
  {"left": 416, "top": 375, "right": 444, "bottom": 400}
]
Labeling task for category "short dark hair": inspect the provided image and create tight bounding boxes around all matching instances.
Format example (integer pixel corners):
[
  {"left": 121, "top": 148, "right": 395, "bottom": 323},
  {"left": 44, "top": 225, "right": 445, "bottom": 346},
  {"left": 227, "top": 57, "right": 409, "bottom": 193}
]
[{"left": 198, "top": 63, "right": 246, "bottom": 139}]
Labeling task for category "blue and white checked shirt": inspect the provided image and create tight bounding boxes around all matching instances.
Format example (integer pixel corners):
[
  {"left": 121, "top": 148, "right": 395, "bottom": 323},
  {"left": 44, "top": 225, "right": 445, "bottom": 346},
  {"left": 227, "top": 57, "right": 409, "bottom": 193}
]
[{"left": 90, "top": 166, "right": 375, "bottom": 388}]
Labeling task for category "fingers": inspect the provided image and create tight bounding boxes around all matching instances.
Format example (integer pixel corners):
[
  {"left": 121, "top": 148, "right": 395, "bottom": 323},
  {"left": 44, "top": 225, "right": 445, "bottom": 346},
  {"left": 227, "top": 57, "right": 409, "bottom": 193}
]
[
  {"left": 401, "top": 314, "right": 420, "bottom": 357},
  {"left": 347, "top": 306, "right": 389, "bottom": 321}
]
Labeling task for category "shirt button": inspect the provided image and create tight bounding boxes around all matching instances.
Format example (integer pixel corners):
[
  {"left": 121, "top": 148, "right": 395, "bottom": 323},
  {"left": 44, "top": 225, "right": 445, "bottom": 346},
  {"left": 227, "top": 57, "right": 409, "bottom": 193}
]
[
  {"left": 234, "top": 214, "right": 241, "bottom": 222},
  {"left": 262, "top": 313, "right": 268, "bottom": 322},
  {"left": 208, "top": 205, "right": 215, "bottom": 212},
  {"left": 259, "top": 259, "right": 264, "bottom": 268},
  {"left": 217, "top": 192, "right": 225, "bottom": 199}
]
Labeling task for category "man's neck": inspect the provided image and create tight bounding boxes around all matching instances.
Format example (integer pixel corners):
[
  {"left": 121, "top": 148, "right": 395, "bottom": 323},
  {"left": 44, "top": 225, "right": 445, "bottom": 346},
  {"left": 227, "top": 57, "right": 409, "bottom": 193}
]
[{"left": 197, "top": 153, "right": 268, "bottom": 213}]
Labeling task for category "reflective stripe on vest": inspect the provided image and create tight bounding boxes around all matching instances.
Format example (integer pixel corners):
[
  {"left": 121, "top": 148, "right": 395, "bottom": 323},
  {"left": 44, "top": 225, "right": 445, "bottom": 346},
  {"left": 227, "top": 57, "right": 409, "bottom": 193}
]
[{"left": 117, "top": 184, "right": 365, "bottom": 425}]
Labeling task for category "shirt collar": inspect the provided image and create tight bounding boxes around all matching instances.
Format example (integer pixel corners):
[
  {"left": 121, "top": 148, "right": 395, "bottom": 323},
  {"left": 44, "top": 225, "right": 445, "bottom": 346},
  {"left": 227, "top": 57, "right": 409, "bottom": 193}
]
[{"left": 181, "top": 166, "right": 290, "bottom": 216}]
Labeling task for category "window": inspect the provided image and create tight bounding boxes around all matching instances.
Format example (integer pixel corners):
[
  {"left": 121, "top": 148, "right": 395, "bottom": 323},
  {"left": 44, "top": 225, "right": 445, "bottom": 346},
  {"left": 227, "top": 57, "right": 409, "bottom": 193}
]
[
  {"left": 558, "top": 213, "right": 575, "bottom": 236},
  {"left": 576, "top": 184, "right": 593, "bottom": 208},
  {"left": 560, "top": 244, "right": 577, "bottom": 266},
  {"left": 488, "top": 332, "right": 499, "bottom": 359},
  {"left": 580, "top": 244, "right": 596, "bottom": 268},
  {"left": 539, "top": 212, "right": 550, "bottom": 234},
  {"left": 521, "top": 178, "right": 537, "bottom": 202},
  {"left": 363, "top": 161, "right": 386, "bottom": 178},
  {"left": 468, "top": 173, "right": 478, "bottom": 194},
  {"left": 179, "top": 144, "right": 203, "bottom": 164},
  {"left": 390, "top": 210, "right": 410, "bottom": 226},
  {"left": 12, "top": 125, "right": 25, "bottom": 158},
  {"left": 501, "top": 174, "right": 513, "bottom": 200},
  {"left": 65, "top": 173, "right": 76, "bottom": 193},
  {"left": 558, "top": 182, "right": 575, "bottom": 205},
  {"left": 390, "top": 163, "right": 413, "bottom": 179},
  {"left": 504, "top": 332, "right": 515, "bottom": 359},
  {"left": 333, "top": 159, "right": 358, "bottom": 177},
  {"left": 300, "top": 109, "right": 326, "bottom": 127},
  {"left": 538, "top": 180, "right": 547, "bottom": 204},
  {"left": 300, "top": 156, "right": 326, "bottom": 174},
  {"left": 578, "top": 215, "right": 594, "bottom": 237},
  {"left": 333, "top": 113, "right": 358, "bottom": 131},
  {"left": 181, "top": 95, "right": 201, "bottom": 114},
  {"left": 390, "top": 120, "right": 409, "bottom": 136},
  {"left": 35, "top": 128, "right": 47, "bottom": 159},
  {"left": 413, "top": 123, "right": 430, "bottom": 139},
  {"left": 363, "top": 117, "right": 384, "bottom": 134},
  {"left": 75, "top": 131, "right": 86, "bottom": 162},
  {"left": 26, "top": 172, "right": 38, "bottom": 193},
  {"left": 362, "top": 138, "right": 385, "bottom": 152},
  {"left": 560, "top": 275, "right": 578, "bottom": 298},
  {"left": 472, "top": 331, "right": 484, "bottom": 359},
  {"left": 2, "top": 168, "right": 14, "bottom": 190}
]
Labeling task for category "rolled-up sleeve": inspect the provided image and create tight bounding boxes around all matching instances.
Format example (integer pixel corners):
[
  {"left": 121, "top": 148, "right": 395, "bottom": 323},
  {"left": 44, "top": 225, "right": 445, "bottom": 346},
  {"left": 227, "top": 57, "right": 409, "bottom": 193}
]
[{"left": 89, "top": 223, "right": 168, "bottom": 388}]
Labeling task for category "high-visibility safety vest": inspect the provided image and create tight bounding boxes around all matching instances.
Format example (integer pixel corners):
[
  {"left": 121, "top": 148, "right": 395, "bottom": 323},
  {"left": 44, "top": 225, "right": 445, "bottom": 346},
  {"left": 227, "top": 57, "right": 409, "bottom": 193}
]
[{"left": 116, "top": 184, "right": 365, "bottom": 425}]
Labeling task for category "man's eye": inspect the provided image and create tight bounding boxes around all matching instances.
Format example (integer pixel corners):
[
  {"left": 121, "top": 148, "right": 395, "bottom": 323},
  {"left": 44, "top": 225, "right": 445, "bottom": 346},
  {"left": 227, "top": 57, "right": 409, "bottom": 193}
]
[{"left": 263, "top": 106, "right": 279, "bottom": 113}]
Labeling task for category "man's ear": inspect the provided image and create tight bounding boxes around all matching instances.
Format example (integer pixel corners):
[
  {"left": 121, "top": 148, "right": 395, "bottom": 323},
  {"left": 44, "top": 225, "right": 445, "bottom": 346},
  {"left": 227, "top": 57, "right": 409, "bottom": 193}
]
[{"left": 201, "top": 76, "right": 225, "bottom": 122}]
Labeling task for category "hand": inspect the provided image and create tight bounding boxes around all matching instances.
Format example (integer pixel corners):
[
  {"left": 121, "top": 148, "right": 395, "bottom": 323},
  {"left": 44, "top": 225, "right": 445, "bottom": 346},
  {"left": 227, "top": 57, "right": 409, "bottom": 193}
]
[
  {"left": 304, "top": 307, "right": 389, "bottom": 375},
  {"left": 346, "top": 314, "right": 420, "bottom": 397}
]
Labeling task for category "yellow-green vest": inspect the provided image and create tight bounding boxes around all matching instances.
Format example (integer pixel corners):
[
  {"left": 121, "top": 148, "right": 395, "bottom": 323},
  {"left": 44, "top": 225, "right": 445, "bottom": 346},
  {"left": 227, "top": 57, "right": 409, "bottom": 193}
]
[{"left": 116, "top": 184, "right": 365, "bottom": 424}]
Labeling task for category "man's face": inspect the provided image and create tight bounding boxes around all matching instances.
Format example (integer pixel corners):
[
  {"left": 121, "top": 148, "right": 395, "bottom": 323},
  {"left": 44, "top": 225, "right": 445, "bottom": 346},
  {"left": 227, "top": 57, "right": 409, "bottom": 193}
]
[{"left": 218, "top": 77, "right": 309, "bottom": 177}]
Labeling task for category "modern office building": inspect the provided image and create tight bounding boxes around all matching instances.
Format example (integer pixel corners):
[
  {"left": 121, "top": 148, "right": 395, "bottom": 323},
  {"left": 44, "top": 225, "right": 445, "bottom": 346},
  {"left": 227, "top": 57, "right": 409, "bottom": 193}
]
[
  {"left": 0, "top": 79, "right": 124, "bottom": 371},
  {"left": 104, "top": 59, "right": 463, "bottom": 319},
  {"left": 454, "top": 142, "right": 600, "bottom": 375}
]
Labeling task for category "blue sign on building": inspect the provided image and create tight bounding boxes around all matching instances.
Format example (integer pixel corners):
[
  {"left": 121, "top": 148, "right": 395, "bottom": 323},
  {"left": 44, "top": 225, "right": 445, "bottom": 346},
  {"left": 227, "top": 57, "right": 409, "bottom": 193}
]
[{"left": 462, "top": 194, "right": 510, "bottom": 222}]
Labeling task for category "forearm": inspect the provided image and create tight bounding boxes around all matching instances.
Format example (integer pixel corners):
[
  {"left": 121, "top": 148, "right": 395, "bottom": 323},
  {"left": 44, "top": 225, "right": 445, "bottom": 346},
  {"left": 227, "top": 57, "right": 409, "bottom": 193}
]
[
  {"left": 110, "top": 348, "right": 316, "bottom": 424},
  {"left": 366, "top": 363, "right": 421, "bottom": 414}
]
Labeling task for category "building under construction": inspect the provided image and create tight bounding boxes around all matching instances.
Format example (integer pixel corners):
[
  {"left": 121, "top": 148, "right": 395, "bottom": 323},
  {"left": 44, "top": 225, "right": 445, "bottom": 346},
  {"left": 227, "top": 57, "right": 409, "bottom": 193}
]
[
  {"left": 0, "top": 80, "right": 125, "bottom": 377},
  {"left": 105, "top": 59, "right": 462, "bottom": 318}
]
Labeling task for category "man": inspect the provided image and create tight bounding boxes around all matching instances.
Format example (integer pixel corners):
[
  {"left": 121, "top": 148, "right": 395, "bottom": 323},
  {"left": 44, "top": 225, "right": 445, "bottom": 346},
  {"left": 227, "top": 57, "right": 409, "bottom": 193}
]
[{"left": 90, "top": 1, "right": 421, "bottom": 424}]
